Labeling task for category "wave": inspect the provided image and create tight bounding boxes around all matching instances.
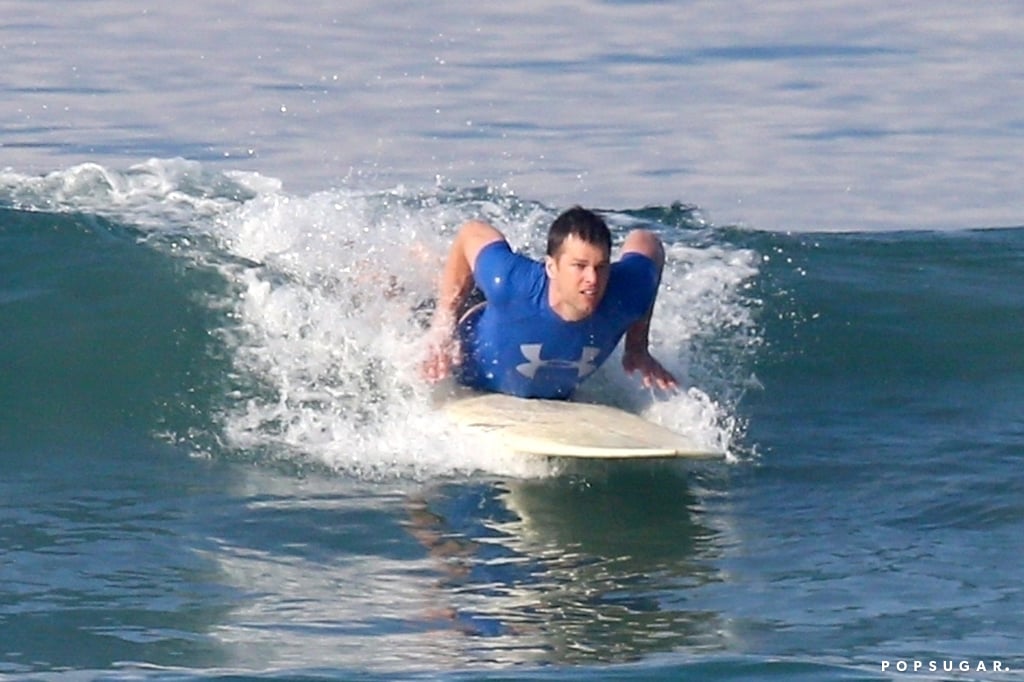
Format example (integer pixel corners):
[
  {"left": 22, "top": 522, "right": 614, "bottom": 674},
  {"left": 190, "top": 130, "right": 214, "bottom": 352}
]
[
  {"left": 736, "top": 227, "right": 1024, "bottom": 384},
  {"left": 4, "top": 160, "right": 1019, "bottom": 478}
]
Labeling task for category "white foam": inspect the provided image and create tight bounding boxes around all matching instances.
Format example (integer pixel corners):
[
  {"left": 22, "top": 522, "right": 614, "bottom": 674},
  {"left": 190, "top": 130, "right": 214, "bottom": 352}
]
[{"left": 0, "top": 158, "right": 276, "bottom": 230}]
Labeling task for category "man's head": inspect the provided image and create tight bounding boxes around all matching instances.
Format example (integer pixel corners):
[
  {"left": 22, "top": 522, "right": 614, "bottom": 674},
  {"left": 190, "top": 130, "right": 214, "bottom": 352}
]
[
  {"left": 546, "top": 206, "right": 612, "bottom": 258},
  {"left": 544, "top": 207, "right": 612, "bottom": 321}
]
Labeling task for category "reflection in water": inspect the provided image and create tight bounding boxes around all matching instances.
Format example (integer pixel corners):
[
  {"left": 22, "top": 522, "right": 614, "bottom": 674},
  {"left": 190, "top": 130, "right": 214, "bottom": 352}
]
[
  {"left": 407, "top": 463, "right": 729, "bottom": 665},
  {"left": 196, "top": 464, "right": 731, "bottom": 672}
]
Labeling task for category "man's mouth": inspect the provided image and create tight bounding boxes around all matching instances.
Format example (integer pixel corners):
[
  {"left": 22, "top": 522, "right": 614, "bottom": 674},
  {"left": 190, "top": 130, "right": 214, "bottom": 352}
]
[{"left": 580, "top": 289, "right": 598, "bottom": 303}]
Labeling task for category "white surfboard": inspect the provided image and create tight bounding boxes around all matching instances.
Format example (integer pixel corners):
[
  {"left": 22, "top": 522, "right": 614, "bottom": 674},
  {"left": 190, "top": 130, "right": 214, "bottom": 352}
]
[{"left": 442, "top": 392, "right": 721, "bottom": 459}]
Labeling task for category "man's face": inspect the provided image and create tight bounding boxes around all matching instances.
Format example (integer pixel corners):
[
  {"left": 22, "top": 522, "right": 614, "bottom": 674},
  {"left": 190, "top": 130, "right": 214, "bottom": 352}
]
[{"left": 545, "top": 234, "right": 611, "bottom": 321}]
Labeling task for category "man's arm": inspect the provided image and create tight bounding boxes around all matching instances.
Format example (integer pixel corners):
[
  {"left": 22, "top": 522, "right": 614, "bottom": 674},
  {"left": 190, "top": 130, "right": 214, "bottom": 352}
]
[
  {"left": 421, "top": 220, "right": 505, "bottom": 382},
  {"left": 620, "top": 229, "right": 679, "bottom": 391}
]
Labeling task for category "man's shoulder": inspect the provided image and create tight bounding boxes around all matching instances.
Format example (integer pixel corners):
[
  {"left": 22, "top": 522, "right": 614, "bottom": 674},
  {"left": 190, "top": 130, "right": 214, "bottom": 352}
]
[
  {"left": 474, "top": 241, "right": 545, "bottom": 303},
  {"left": 474, "top": 239, "right": 512, "bottom": 271},
  {"left": 616, "top": 250, "right": 657, "bottom": 268},
  {"left": 611, "top": 251, "right": 658, "bottom": 284},
  {"left": 604, "top": 252, "right": 659, "bottom": 313},
  {"left": 475, "top": 241, "right": 543, "bottom": 281}
]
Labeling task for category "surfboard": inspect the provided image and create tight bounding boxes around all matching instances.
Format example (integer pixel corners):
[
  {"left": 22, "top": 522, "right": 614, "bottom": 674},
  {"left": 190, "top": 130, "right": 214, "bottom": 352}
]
[{"left": 442, "top": 392, "right": 721, "bottom": 459}]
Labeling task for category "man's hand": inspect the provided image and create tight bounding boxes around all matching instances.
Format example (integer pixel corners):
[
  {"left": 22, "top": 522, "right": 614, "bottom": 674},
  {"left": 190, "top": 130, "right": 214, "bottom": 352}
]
[
  {"left": 421, "top": 327, "right": 461, "bottom": 383},
  {"left": 622, "top": 347, "right": 678, "bottom": 391}
]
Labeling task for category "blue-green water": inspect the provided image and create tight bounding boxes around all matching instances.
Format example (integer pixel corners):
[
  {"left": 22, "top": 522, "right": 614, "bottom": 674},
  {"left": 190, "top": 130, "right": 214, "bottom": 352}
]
[
  {"left": 2, "top": 175, "right": 1022, "bottom": 680},
  {"left": 3, "top": 1, "right": 1024, "bottom": 680}
]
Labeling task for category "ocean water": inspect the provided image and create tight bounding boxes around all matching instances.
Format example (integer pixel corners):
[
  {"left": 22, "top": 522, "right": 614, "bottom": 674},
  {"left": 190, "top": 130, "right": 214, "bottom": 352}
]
[{"left": 2, "top": 2, "right": 1023, "bottom": 681}]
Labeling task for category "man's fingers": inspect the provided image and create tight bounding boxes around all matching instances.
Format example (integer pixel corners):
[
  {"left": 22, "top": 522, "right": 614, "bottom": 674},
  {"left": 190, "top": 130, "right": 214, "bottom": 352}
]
[
  {"left": 646, "top": 365, "right": 678, "bottom": 392},
  {"left": 421, "top": 352, "right": 448, "bottom": 383}
]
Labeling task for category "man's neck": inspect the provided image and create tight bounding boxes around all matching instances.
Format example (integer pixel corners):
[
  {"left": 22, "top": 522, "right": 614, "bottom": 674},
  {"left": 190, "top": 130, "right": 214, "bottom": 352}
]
[{"left": 547, "top": 285, "right": 589, "bottom": 322}]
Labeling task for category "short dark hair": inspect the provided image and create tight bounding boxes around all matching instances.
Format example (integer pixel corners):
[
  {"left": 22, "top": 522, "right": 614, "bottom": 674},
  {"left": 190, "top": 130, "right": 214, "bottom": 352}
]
[{"left": 546, "top": 206, "right": 612, "bottom": 257}]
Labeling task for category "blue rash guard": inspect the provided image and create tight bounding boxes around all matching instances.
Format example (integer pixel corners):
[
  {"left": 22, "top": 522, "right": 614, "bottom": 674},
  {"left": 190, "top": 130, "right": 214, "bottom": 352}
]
[{"left": 455, "top": 240, "right": 660, "bottom": 399}]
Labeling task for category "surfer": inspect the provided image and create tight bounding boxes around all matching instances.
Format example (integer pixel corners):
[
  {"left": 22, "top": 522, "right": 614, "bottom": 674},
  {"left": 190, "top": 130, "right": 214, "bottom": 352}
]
[{"left": 421, "top": 206, "right": 678, "bottom": 399}]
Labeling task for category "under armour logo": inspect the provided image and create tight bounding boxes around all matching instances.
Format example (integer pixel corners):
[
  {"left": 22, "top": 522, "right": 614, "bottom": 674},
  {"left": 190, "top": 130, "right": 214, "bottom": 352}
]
[{"left": 516, "top": 344, "right": 600, "bottom": 379}]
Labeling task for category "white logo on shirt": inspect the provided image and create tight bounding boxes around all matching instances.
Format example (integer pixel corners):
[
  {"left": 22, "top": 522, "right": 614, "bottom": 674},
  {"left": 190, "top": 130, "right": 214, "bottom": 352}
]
[{"left": 516, "top": 344, "right": 600, "bottom": 379}]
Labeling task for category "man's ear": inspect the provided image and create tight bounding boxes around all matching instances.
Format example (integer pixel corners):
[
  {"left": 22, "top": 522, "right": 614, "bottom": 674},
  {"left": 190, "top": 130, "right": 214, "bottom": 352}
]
[{"left": 544, "top": 255, "right": 556, "bottom": 279}]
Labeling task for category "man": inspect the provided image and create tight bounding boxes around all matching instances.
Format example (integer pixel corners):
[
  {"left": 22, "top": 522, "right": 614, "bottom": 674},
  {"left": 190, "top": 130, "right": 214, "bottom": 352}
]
[{"left": 422, "top": 206, "right": 677, "bottom": 399}]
